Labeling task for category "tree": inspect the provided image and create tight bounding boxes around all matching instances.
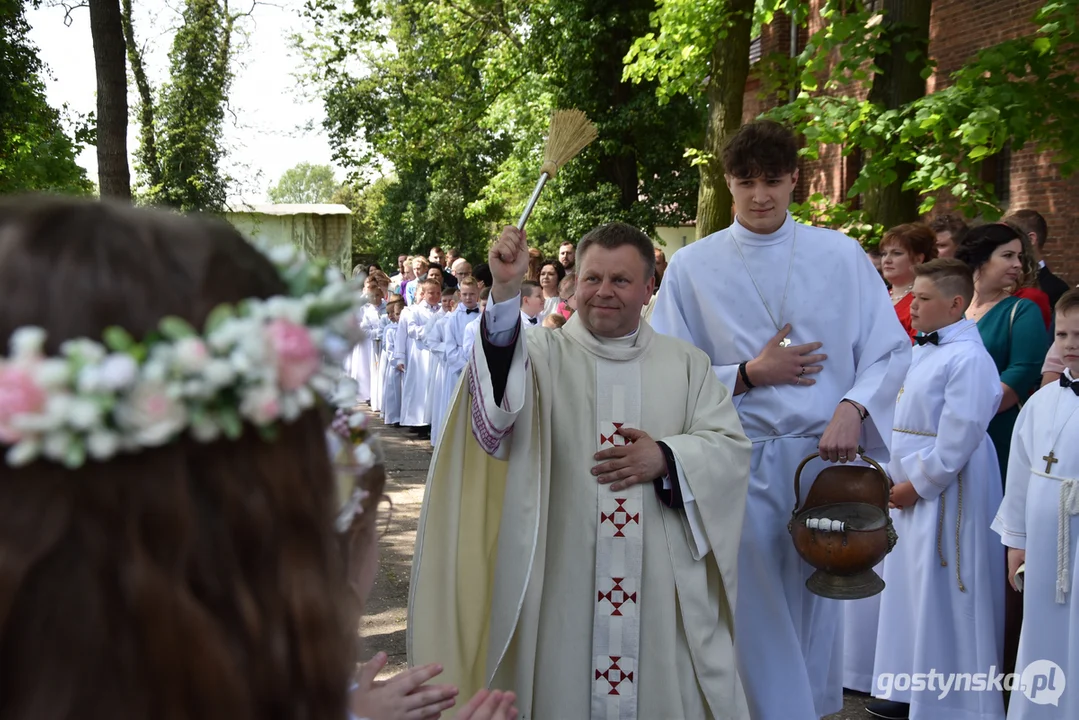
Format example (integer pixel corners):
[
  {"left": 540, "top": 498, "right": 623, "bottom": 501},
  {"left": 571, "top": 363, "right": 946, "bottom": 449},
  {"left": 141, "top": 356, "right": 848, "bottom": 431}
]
[
  {"left": 268, "top": 162, "right": 340, "bottom": 204},
  {"left": 89, "top": 0, "right": 131, "bottom": 199},
  {"left": 121, "top": 0, "right": 243, "bottom": 211},
  {"left": 624, "top": 0, "right": 756, "bottom": 237},
  {"left": 764, "top": 0, "right": 1079, "bottom": 241},
  {"left": 0, "top": 0, "right": 93, "bottom": 195},
  {"left": 300, "top": 0, "right": 700, "bottom": 261}
]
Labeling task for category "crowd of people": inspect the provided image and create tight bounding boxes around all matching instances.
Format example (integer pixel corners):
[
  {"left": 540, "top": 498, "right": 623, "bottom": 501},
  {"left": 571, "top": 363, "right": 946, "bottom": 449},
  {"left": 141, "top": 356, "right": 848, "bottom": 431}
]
[{"left": 1, "top": 117, "right": 1076, "bottom": 720}]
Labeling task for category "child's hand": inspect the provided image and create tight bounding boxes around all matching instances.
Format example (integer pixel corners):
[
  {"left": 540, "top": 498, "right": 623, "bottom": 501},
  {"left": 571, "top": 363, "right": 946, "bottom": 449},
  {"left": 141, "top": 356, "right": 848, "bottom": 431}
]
[
  {"left": 350, "top": 652, "right": 458, "bottom": 720},
  {"left": 889, "top": 481, "right": 920, "bottom": 510},
  {"left": 456, "top": 689, "right": 519, "bottom": 720},
  {"left": 1008, "top": 548, "right": 1027, "bottom": 592}
]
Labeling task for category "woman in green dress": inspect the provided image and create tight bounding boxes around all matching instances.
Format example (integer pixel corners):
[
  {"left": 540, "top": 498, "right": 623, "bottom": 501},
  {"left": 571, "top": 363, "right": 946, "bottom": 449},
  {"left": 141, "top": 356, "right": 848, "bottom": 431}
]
[
  {"left": 956, "top": 222, "right": 1049, "bottom": 684},
  {"left": 957, "top": 223, "right": 1049, "bottom": 477}
]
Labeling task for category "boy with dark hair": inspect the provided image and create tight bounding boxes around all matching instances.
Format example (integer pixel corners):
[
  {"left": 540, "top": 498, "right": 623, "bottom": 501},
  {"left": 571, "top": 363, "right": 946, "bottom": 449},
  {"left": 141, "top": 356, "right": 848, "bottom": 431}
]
[
  {"left": 870, "top": 258, "right": 1006, "bottom": 720},
  {"left": 520, "top": 280, "right": 545, "bottom": 327},
  {"left": 651, "top": 119, "right": 910, "bottom": 719}
]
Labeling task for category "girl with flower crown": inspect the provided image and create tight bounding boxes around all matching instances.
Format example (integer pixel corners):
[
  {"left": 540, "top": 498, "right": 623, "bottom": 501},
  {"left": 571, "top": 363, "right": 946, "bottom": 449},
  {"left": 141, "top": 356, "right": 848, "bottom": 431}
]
[{"left": 0, "top": 197, "right": 514, "bottom": 720}]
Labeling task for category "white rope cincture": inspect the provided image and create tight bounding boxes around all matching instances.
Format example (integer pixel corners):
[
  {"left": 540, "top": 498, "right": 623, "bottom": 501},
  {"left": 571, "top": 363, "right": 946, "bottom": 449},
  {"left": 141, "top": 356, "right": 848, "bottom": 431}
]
[{"left": 1058, "top": 479, "right": 1079, "bottom": 604}]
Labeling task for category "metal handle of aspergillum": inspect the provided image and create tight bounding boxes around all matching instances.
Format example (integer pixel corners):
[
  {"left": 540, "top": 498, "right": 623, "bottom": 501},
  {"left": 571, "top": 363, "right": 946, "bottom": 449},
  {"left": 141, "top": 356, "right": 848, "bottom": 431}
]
[{"left": 516, "top": 172, "right": 550, "bottom": 231}]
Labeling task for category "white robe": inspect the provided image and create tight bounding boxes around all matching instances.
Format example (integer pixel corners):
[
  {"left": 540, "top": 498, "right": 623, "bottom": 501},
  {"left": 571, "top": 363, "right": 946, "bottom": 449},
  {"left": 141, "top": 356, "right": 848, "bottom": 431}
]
[
  {"left": 992, "top": 370, "right": 1079, "bottom": 720},
  {"left": 842, "top": 560, "right": 884, "bottom": 694},
  {"left": 396, "top": 302, "right": 438, "bottom": 427},
  {"left": 872, "top": 320, "right": 1006, "bottom": 719},
  {"left": 347, "top": 308, "right": 373, "bottom": 402},
  {"left": 380, "top": 320, "right": 403, "bottom": 425},
  {"left": 650, "top": 213, "right": 911, "bottom": 719},
  {"left": 361, "top": 302, "right": 386, "bottom": 411},
  {"left": 423, "top": 309, "right": 448, "bottom": 429},
  {"left": 408, "top": 301, "right": 753, "bottom": 720},
  {"left": 431, "top": 306, "right": 481, "bottom": 446}
]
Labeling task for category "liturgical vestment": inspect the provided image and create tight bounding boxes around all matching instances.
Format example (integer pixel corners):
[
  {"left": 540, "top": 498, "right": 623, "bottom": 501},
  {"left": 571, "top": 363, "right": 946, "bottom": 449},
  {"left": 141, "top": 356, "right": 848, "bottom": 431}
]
[
  {"left": 650, "top": 213, "right": 911, "bottom": 719},
  {"left": 408, "top": 300, "right": 752, "bottom": 720},
  {"left": 992, "top": 369, "right": 1079, "bottom": 720},
  {"left": 873, "top": 320, "right": 1006, "bottom": 719}
]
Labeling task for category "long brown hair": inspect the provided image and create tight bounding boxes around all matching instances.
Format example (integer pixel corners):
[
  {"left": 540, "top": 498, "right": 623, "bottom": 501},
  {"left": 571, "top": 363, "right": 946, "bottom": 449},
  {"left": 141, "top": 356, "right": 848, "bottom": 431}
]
[{"left": 0, "top": 197, "right": 352, "bottom": 720}]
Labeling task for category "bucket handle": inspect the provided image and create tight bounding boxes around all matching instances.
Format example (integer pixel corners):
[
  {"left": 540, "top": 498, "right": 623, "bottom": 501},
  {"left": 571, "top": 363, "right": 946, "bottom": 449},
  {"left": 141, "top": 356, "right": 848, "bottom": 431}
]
[{"left": 792, "top": 447, "right": 891, "bottom": 516}]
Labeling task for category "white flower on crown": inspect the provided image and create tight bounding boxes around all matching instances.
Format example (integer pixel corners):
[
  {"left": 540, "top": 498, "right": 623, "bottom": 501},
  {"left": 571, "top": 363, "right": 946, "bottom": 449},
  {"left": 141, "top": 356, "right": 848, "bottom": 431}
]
[{"left": 115, "top": 380, "right": 188, "bottom": 446}]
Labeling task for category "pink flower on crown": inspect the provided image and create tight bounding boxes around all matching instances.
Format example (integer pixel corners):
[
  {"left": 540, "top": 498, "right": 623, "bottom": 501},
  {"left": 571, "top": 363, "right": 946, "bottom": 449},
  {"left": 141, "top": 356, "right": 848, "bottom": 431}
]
[
  {"left": 0, "top": 364, "right": 47, "bottom": 443},
  {"left": 266, "top": 319, "right": 319, "bottom": 391}
]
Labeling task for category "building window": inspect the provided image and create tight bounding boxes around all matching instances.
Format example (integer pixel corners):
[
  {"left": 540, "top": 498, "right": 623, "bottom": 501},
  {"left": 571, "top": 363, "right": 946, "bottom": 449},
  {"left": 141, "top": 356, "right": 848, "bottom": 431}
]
[{"left": 980, "top": 143, "right": 1012, "bottom": 209}]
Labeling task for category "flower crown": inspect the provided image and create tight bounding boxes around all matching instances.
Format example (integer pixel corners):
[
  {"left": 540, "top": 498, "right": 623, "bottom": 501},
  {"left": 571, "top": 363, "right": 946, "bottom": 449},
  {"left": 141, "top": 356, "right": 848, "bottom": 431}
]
[
  {"left": 0, "top": 242, "right": 368, "bottom": 469},
  {"left": 327, "top": 408, "right": 383, "bottom": 533}
]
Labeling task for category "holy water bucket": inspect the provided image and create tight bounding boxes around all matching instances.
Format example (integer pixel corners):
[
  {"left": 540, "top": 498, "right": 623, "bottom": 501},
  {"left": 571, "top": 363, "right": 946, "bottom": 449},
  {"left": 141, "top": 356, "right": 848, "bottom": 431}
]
[{"left": 787, "top": 449, "right": 897, "bottom": 600}]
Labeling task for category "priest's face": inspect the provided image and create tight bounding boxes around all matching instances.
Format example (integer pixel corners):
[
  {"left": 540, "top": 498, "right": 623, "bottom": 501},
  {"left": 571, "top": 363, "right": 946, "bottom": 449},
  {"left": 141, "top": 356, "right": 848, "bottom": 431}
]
[
  {"left": 576, "top": 245, "right": 654, "bottom": 338},
  {"left": 910, "top": 276, "right": 963, "bottom": 333},
  {"left": 1056, "top": 309, "right": 1079, "bottom": 377},
  {"left": 726, "top": 170, "right": 798, "bottom": 235}
]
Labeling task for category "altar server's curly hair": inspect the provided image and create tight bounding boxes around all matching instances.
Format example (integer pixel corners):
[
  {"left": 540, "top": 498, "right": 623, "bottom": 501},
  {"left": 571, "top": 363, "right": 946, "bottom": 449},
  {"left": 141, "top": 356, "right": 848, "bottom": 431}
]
[
  {"left": 722, "top": 120, "right": 799, "bottom": 179},
  {"left": 0, "top": 196, "right": 352, "bottom": 720},
  {"left": 577, "top": 222, "right": 656, "bottom": 281}
]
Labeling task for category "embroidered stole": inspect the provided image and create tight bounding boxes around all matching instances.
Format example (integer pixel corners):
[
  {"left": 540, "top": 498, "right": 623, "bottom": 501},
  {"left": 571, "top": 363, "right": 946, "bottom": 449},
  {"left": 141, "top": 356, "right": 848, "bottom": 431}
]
[{"left": 591, "top": 357, "right": 643, "bottom": 720}]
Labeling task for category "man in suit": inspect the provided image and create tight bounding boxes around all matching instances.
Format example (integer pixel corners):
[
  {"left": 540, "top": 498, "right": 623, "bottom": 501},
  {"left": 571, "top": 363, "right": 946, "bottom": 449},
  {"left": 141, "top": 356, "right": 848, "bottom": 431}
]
[{"left": 1005, "top": 209, "right": 1071, "bottom": 310}]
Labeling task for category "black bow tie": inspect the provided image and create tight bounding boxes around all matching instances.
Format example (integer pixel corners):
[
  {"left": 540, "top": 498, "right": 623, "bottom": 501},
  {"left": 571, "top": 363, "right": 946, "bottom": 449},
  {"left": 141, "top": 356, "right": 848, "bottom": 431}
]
[
  {"left": 915, "top": 332, "right": 940, "bottom": 346},
  {"left": 465, "top": 307, "right": 480, "bottom": 314},
  {"left": 1061, "top": 375, "right": 1079, "bottom": 396},
  {"left": 527, "top": 317, "right": 538, "bottom": 325}
]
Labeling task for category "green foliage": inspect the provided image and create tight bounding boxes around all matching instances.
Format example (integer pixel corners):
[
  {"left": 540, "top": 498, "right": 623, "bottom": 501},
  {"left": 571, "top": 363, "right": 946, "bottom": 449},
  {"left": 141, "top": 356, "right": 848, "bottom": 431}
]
[
  {"left": 269, "top": 162, "right": 340, "bottom": 204},
  {"left": 0, "top": 0, "right": 93, "bottom": 195},
  {"left": 765, "top": 0, "right": 1079, "bottom": 243},
  {"left": 299, "top": 0, "right": 699, "bottom": 262},
  {"left": 123, "top": 0, "right": 238, "bottom": 212}
]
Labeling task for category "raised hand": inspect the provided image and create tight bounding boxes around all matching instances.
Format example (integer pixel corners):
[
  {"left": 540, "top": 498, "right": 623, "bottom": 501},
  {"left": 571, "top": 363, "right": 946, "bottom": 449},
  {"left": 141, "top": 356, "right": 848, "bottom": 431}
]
[
  {"left": 745, "top": 324, "right": 827, "bottom": 387},
  {"left": 489, "top": 225, "right": 529, "bottom": 302},
  {"left": 456, "top": 689, "right": 519, "bottom": 720},
  {"left": 349, "top": 652, "right": 459, "bottom": 720}
]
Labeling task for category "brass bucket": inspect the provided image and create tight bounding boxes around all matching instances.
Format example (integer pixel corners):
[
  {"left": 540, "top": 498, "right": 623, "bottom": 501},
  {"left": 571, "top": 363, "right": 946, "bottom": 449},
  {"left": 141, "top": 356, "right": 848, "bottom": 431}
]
[{"left": 787, "top": 449, "right": 897, "bottom": 600}]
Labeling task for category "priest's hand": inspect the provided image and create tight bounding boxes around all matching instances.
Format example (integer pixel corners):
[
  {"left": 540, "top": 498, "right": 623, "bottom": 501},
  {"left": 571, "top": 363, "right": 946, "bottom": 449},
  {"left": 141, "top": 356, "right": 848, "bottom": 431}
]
[
  {"left": 593, "top": 427, "right": 667, "bottom": 491},
  {"left": 746, "top": 325, "right": 826, "bottom": 387},
  {"left": 888, "top": 481, "right": 920, "bottom": 510},
  {"left": 818, "top": 400, "right": 862, "bottom": 463},
  {"left": 1007, "top": 548, "right": 1027, "bottom": 592},
  {"left": 350, "top": 652, "right": 459, "bottom": 720},
  {"left": 489, "top": 225, "right": 529, "bottom": 303}
]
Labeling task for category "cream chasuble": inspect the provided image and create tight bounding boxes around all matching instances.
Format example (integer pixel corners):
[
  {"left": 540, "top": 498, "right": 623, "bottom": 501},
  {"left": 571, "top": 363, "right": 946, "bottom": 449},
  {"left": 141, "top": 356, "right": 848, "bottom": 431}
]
[{"left": 407, "top": 311, "right": 752, "bottom": 720}]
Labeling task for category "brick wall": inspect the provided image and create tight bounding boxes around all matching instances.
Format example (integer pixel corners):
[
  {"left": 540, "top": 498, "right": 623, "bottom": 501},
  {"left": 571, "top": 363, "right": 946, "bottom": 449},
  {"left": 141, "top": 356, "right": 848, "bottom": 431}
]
[{"left": 746, "top": 0, "right": 1079, "bottom": 285}]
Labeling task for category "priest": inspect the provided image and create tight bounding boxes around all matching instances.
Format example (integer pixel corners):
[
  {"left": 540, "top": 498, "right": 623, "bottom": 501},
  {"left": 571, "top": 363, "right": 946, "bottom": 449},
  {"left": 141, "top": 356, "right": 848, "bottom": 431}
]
[
  {"left": 649, "top": 119, "right": 911, "bottom": 719},
  {"left": 408, "top": 222, "right": 753, "bottom": 719}
]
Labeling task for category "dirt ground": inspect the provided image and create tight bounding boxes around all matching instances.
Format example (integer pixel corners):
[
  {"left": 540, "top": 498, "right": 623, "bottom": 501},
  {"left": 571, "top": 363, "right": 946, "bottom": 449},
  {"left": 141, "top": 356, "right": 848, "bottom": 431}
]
[{"left": 360, "top": 409, "right": 875, "bottom": 718}]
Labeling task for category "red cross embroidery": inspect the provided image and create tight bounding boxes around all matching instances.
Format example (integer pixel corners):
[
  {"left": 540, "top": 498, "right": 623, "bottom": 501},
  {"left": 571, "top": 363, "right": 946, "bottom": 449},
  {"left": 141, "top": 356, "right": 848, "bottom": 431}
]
[
  {"left": 599, "top": 422, "right": 624, "bottom": 446},
  {"left": 598, "top": 577, "right": 638, "bottom": 616},
  {"left": 600, "top": 499, "right": 640, "bottom": 538},
  {"left": 595, "top": 656, "right": 634, "bottom": 695}
]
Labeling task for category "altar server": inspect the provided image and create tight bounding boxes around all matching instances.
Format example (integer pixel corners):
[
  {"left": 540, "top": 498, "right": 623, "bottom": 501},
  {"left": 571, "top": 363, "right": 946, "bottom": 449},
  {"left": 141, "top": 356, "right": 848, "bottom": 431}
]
[
  {"left": 396, "top": 279, "right": 441, "bottom": 432},
  {"left": 992, "top": 288, "right": 1079, "bottom": 720},
  {"left": 380, "top": 296, "right": 404, "bottom": 426},
  {"left": 870, "top": 258, "right": 1006, "bottom": 720},
  {"left": 431, "top": 277, "right": 482, "bottom": 444}
]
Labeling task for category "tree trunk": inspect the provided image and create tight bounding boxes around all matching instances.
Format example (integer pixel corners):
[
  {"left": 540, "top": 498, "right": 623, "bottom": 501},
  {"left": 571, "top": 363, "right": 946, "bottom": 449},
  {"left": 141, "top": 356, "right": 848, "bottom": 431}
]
[
  {"left": 696, "top": 0, "right": 755, "bottom": 238},
  {"left": 862, "top": 0, "right": 933, "bottom": 229},
  {"left": 89, "top": 0, "right": 131, "bottom": 199},
  {"left": 120, "top": 0, "right": 160, "bottom": 190}
]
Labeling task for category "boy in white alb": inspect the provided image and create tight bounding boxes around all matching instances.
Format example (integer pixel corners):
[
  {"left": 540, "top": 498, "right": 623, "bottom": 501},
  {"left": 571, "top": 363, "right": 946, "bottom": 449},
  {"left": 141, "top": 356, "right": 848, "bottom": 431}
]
[
  {"left": 380, "top": 297, "right": 404, "bottom": 426},
  {"left": 992, "top": 288, "right": 1079, "bottom": 719},
  {"left": 870, "top": 259, "right": 1006, "bottom": 720}
]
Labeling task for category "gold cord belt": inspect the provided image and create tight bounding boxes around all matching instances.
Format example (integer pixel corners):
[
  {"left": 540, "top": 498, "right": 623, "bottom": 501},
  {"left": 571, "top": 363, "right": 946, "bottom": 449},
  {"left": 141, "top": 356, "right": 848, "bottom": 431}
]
[{"left": 893, "top": 428, "right": 966, "bottom": 592}]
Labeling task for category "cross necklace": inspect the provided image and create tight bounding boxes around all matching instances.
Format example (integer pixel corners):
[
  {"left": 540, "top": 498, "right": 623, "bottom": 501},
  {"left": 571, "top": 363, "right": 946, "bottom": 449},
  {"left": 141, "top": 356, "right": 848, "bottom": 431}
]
[
  {"left": 1042, "top": 381, "right": 1079, "bottom": 474},
  {"left": 731, "top": 225, "right": 798, "bottom": 347}
]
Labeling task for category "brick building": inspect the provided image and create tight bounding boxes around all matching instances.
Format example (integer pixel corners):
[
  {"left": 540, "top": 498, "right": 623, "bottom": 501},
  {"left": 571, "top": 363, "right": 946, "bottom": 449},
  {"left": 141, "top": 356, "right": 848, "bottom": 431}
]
[{"left": 745, "top": 0, "right": 1078, "bottom": 284}]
